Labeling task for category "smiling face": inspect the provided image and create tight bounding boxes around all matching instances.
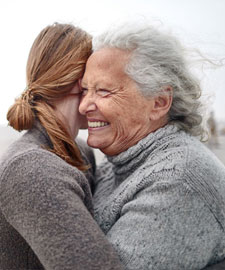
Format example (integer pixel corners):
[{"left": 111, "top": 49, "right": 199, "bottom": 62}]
[{"left": 79, "top": 48, "right": 166, "bottom": 156}]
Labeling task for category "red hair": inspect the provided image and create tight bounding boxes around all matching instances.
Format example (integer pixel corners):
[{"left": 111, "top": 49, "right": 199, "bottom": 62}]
[{"left": 7, "top": 23, "right": 92, "bottom": 170}]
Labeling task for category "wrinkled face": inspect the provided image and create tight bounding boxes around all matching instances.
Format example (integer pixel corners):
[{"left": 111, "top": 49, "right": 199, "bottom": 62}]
[
  {"left": 54, "top": 83, "right": 87, "bottom": 139},
  {"left": 79, "top": 48, "right": 156, "bottom": 156}
]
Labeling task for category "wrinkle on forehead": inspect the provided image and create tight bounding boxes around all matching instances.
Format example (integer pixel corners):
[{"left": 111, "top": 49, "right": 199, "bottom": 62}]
[
  {"left": 82, "top": 48, "right": 132, "bottom": 89},
  {"left": 93, "top": 48, "right": 131, "bottom": 70}
]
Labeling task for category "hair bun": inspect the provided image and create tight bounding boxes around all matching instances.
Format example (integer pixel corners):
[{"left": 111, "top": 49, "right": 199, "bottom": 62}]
[{"left": 7, "top": 97, "right": 35, "bottom": 131}]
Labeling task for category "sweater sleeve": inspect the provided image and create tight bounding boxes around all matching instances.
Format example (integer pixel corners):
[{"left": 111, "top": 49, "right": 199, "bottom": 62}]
[
  {"left": 105, "top": 179, "right": 223, "bottom": 270},
  {"left": 0, "top": 150, "right": 124, "bottom": 270}
]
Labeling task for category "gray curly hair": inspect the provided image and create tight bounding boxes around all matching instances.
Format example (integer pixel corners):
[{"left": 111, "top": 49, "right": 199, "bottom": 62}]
[{"left": 92, "top": 23, "right": 205, "bottom": 139}]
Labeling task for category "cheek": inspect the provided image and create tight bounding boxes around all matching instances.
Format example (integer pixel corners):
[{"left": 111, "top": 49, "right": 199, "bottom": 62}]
[
  {"left": 97, "top": 99, "right": 130, "bottom": 129},
  {"left": 68, "top": 98, "right": 82, "bottom": 120},
  {"left": 96, "top": 99, "right": 111, "bottom": 116},
  {"left": 98, "top": 96, "right": 123, "bottom": 115},
  {"left": 109, "top": 109, "right": 129, "bottom": 138},
  {"left": 72, "top": 97, "right": 80, "bottom": 109}
]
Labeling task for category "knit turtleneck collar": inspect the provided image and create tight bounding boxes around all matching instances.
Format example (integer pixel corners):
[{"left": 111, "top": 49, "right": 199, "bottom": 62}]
[{"left": 106, "top": 124, "right": 180, "bottom": 179}]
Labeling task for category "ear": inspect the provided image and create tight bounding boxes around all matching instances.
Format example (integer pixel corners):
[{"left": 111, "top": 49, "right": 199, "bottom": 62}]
[{"left": 149, "top": 87, "right": 173, "bottom": 121}]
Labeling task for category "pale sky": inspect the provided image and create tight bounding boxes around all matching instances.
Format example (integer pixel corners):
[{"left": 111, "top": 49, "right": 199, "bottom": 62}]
[{"left": 0, "top": 0, "right": 225, "bottom": 125}]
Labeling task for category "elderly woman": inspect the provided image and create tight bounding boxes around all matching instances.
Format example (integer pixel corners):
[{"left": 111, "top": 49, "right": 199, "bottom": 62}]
[
  {"left": 79, "top": 23, "right": 225, "bottom": 269},
  {"left": 0, "top": 23, "right": 124, "bottom": 270}
]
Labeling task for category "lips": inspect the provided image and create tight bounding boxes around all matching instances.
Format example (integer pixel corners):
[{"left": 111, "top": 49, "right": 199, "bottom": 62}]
[{"left": 88, "top": 121, "right": 109, "bottom": 128}]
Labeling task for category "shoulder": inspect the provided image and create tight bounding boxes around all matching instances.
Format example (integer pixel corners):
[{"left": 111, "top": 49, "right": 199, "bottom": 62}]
[
  {"left": 140, "top": 133, "right": 225, "bottom": 229},
  {"left": 141, "top": 131, "right": 224, "bottom": 177},
  {"left": 165, "top": 133, "right": 225, "bottom": 189},
  {"left": 0, "top": 143, "right": 87, "bottom": 200},
  {"left": 120, "top": 130, "right": 225, "bottom": 201},
  {"left": 1, "top": 138, "right": 78, "bottom": 172},
  {"left": 0, "top": 131, "right": 89, "bottom": 180}
]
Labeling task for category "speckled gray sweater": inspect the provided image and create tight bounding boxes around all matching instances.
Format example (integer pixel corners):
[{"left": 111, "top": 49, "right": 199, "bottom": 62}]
[
  {"left": 0, "top": 123, "right": 124, "bottom": 270},
  {"left": 93, "top": 124, "right": 225, "bottom": 270}
]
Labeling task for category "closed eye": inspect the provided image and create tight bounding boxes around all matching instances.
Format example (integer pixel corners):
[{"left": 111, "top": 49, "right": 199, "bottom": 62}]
[{"left": 97, "top": 89, "right": 111, "bottom": 97}]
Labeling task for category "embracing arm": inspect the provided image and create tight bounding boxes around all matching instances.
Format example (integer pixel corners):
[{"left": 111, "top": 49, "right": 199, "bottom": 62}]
[
  {"left": 0, "top": 150, "right": 124, "bottom": 270},
  {"left": 105, "top": 179, "right": 223, "bottom": 270}
]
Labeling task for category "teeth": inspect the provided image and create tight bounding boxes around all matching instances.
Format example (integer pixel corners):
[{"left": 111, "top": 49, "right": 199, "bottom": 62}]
[{"left": 88, "top": 121, "right": 109, "bottom": 128}]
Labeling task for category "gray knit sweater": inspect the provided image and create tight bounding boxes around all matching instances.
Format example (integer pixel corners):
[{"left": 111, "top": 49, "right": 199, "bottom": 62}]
[
  {"left": 0, "top": 123, "right": 124, "bottom": 270},
  {"left": 93, "top": 124, "right": 225, "bottom": 270}
]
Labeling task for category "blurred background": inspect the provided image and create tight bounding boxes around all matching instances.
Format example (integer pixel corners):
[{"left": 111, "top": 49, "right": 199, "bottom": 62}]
[{"left": 0, "top": 0, "right": 225, "bottom": 164}]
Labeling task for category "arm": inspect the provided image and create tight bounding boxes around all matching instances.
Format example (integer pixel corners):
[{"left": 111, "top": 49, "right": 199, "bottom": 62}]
[
  {"left": 0, "top": 150, "right": 124, "bottom": 270},
  {"left": 106, "top": 179, "right": 222, "bottom": 270}
]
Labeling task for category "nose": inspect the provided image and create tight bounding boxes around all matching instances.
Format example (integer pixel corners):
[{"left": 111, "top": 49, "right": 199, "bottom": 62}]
[{"left": 79, "top": 93, "right": 97, "bottom": 115}]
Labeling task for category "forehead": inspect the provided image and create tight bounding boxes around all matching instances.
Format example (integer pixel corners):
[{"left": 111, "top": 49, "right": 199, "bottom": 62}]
[{"left": 83, "top": 48, "right": 131, "bottom": 86}]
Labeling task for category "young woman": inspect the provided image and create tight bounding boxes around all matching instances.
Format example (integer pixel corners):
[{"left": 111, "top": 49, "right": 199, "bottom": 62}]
[{"left": 0, "top": 23, "right": 123, "bottom": 270}]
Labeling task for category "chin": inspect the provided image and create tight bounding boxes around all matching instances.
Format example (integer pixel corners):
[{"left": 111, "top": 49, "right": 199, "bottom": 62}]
[
  {"left": 87, "top": 138, "right": 100, "bottom": 149},
  {"left": 87, "top": 137, "right": 109, "bottom": 151}
]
